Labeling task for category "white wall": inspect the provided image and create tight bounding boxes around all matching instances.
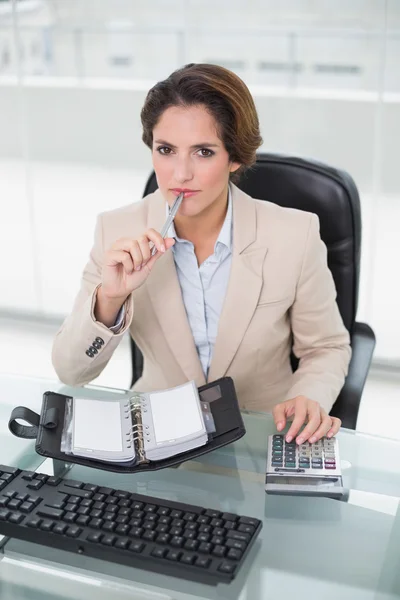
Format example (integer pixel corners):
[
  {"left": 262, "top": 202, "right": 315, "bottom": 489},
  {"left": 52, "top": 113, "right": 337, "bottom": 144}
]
[{"left": 1, "top": 79, "right": 399, "bottom": 191}]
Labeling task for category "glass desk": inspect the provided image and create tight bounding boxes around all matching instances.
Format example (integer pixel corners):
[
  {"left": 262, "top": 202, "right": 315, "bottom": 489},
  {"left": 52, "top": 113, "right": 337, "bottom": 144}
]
[{"left": 0, "top": 374, "right": 399, "bottom": 600}]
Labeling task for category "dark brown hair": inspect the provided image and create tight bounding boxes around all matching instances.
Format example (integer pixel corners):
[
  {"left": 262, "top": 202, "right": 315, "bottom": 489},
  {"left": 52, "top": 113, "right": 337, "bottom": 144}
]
[{"left": 140, "top": 63, "right": 263, "bottom": 182}]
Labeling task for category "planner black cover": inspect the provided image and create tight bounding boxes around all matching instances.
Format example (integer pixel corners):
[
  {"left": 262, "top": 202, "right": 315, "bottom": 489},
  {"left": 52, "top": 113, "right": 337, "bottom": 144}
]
[{"left": 8, "top": 377, "right": 246, "bottom": 473}]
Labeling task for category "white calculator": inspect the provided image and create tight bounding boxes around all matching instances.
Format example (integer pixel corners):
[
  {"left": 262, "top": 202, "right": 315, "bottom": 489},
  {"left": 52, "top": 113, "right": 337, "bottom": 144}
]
[{"left": 265, "top": 434, "right": 347, "bottom": 500}]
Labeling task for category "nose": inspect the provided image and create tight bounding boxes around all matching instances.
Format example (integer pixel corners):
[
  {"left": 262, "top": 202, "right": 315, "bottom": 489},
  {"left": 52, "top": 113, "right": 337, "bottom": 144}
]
[{"left": 173, "top": 155, "right": 194, "bottom": 184}]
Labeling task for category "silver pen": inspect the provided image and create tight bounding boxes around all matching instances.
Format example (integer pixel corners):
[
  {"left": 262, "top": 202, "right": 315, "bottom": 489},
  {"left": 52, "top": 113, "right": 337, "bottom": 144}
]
[{"left": 151, "top": 192, "right": 184, "bottom": 256}]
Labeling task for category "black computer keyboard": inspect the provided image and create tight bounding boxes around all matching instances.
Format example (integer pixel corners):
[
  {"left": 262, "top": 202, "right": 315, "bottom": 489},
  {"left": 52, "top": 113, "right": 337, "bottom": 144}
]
[{"left": 0, "top": 465, "right": 262, "bottom": 585}]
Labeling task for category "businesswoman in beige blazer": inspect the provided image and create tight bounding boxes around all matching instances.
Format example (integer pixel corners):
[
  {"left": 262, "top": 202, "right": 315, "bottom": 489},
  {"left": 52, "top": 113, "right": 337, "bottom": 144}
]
[{"left": 52, "top": 63, "right": 351, "bottom": 446}]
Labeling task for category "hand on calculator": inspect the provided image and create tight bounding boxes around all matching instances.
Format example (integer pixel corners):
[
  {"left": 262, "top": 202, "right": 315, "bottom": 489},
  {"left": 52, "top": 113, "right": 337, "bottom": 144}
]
[{"left": 272, "top": 395, "right": 341, "bottom": 445}]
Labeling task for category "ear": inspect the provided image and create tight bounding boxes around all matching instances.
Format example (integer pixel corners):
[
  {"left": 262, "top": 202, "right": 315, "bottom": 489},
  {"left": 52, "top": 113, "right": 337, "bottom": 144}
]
[{"left": 229, "top": 161, "right": 241, "bottom": 174}]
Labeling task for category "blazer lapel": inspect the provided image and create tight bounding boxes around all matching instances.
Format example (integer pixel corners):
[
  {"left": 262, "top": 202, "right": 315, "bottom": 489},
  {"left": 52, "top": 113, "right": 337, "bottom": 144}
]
[
  {"left": 145, "top": 190, "right": 206, "bottom": 387},
  {"left": 207, "top": 185, "right": 268, "bottom": 383}
]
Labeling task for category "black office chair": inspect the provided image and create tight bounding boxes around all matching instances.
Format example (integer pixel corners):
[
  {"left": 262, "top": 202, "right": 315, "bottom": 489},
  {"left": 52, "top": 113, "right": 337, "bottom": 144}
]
[{"left": 130, "top": 153, "right": 376, "bottom": 429}]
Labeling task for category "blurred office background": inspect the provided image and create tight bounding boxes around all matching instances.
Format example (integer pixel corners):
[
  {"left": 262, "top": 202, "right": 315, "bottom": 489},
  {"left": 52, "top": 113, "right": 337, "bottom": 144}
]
[{"left": 0, "top": 0, "right": 398, "bottom": 437}]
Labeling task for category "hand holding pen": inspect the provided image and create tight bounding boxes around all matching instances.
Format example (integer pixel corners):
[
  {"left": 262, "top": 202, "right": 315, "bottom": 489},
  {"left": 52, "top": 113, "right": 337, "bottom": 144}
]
[{"left": 98, "top": 192, "right": 184, "bottom": 305}]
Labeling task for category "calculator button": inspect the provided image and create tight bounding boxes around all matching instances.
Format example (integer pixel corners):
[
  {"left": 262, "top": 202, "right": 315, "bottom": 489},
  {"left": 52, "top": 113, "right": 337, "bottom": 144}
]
[
  {"left": 325, "top": 463, "right": 336, "bottom": 469},
  {"left": 325, "top": 458, "right": 336, "bottom": 463},
  {"left": 312, "top": 464, "right": 323, "bottom": 469}
]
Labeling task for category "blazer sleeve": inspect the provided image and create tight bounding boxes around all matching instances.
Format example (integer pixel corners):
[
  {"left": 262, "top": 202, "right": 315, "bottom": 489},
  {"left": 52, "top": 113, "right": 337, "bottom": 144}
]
[
  {"left": 284, "top": 213, "right": 352, "bottom": 414},
  {"left": 51, "top": 214, "right": 134, "bottom": 386}
]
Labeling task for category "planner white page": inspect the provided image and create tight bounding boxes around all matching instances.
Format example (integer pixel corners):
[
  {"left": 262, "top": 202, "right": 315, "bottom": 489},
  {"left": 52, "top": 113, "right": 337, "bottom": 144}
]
[
  {"left": 149, "top": 382, "right": 204, "bottom": 444},
  {"left": 73, "top": 398, "right": 123, "bottom": 452}
]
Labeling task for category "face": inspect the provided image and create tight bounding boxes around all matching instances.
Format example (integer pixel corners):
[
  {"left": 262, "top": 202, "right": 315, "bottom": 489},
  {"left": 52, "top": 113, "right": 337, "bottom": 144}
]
[{"left": 151, "top": 104, "right": 240, "bottom": 218}]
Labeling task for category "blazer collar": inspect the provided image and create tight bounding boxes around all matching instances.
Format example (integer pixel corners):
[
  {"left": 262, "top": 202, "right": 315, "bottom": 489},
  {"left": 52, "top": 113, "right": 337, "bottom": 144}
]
[{"left": 144, "top": 184, "right": 268, "bottom": 386}]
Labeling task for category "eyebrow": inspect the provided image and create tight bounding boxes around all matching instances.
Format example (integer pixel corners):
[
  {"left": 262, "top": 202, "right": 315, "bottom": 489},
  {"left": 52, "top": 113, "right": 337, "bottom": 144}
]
[{"left": 154, "top": 139, "right": 220, "bottom": 149}]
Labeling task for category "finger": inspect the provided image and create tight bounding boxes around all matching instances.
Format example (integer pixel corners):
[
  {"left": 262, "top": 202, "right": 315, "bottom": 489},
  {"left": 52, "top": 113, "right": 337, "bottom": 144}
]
[
  {"left": 286, "top": 402, "right": 308, "bottom": 442},
  {"left": 143, "top": 238, "right": 175, "bottom": 271},
  {"left": 326, "top": 417, "right": 341, "bottom": 438},
  {"left": 127, "top": 240, "right": 144, "bottom": 270},
  {"left": 146, "top": 228, "right": 168, "bottom": 254},
  {"left": 308, "top": 414, "right": 332, "bottom": 443},
  {"left": 295, "top": 407, "right": 322, "bottom": 445},
  {"left": 106, "top": 250, "right": 134, "bottom": 275},
  {"left": 137, "top": 235, "right": 152, "bottom": 265},
  {"left": 272, "top": 403, "right": 288, "bottom": 432}
]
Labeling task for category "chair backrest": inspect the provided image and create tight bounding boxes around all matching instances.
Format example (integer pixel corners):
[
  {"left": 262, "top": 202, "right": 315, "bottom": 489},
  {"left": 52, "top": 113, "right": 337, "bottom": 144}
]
[{"left": 132, "top": 153, "right": 362, "bottom": 385}]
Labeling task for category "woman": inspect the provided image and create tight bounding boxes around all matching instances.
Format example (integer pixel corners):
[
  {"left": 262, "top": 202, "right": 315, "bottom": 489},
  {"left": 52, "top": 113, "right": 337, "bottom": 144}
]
[{"left": 52, "top": 63, "right": 351, "bottom": 446}]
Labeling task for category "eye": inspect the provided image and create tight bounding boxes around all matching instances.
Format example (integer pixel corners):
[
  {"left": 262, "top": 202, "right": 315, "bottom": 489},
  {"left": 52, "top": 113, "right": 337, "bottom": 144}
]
[
  {"left": 156, "top": 146, "right": 173, "bottom": 155},
  {"left": 197, "top": 148, "right": 215, "bottom": 158}
]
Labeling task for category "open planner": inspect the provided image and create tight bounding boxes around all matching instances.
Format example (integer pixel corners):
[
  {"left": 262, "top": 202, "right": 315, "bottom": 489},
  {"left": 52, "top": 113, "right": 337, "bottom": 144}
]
[
  {"left": 8, "top": 377, "right": 246, "bottom": 474},
  {"left": 65, "top": 381, "right": 209, "bottom": 465}
]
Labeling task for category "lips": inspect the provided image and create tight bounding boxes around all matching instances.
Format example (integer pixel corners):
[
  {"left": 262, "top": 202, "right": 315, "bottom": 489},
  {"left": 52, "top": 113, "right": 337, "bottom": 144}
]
[{"left": 171, "top": 189, "right": 200, "bottom": 198}]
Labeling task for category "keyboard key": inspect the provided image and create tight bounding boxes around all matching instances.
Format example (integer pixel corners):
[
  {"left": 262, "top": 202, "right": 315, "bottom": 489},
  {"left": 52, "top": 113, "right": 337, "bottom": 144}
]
[
  {"left": 180, "top": 553, "right": 195, "bottom": 565},
  {"left": 157, "top": 507, "right": 170, "bottom": 516},
  {"left": 129, "top": 527, "right": 143, "bottom": 538},
  {"left": 115, "top": 524, "right": 129, "bottom": 535},
  {"left": 87, "top": 532, "right": 102, "bottom": 543},
  {"left": 101, "top": 534, "right": 116, "bottom": 546},
  {"left": 0, "top": 508, "right": 11, "bottom": 521},
  {"left": 211, "top": 536, "right": 224, "bottom": 546},
  {"left": 21, "top": 471, "right": 36, "bottom": 481},
  {"left": 238, "top": 517, "right": 259, "bottom": 528},
  {"left": 27, "top": 481, "right": 43, "bottom": 491},
  {"left": 15, "top": 494, "right": 29, "bottom": 502},
  {"left": 0, "top": 466, "right": 19, "bottom": 475},
  {"left": 142, "top": 530, "right": 156, "bottom": 542},
  {"left": 184, "top": 539, "right": 199, "bottom": 551},
  {"left": 64, "top": 480, "right": 83, "bottom": 489},
  {"left": 37, "top": 507, "right": 64, "bottom": 520},
  {"left": 46, "top": 476, "right": 61, "bottom": 486},
  {"left": 204, "top": 509, "right": 220, "bottom": 518},
  {"left": 226, "top": 531, "right": 251, "bottom": 543},
  {"left": 156, "top": 533, "right": 171, "bottom": 545},
  {"left": 227, "top": 548, "right": 242, "bottom": 560},
  {"left": 237, "top": 524, "right": 256, "bottom": 535},
  {"left": 66, "top": 526, "right": 82, "bottom": 538},
  {"left": 26, "top": 516, "right": 41, "bottom": 528},
  {"left": 83, "top": 484, "right": 99, "bottom": 493},
  {"left": 195, "top": 556, "right": 211, "bottom": 569},
  {"left": 129, "top": 541, "right": 144, "bottom": 553},
  {"left": 7, "top": 499, "right": 22, "bottom": 510},
  {"left": 218, "top": 561, "right": 236, "bottom": 574},
  {"left": 102, "top": 521, "right": 116, "bottom": 532},
  {"left": 114, "top": 537, "right": 130, "bottom": 549},
  {"left": 4, "top": 490, "right": 17, "bottom": 499},
  {"left": 166, "top": 549, "right": 182, "bottom": 561},
  {"left": 151, "top": 547, "right": 167, "bottom": 559},
  {"left": 88, "top": 518, "right": 103, "bottom": 529},
  {"left": 53, "top": 523, "right": 68, "bottom": 535},
  {"left": 198, "top": 542, "right": 212, "bottom": 554},
  {"left": 170, "top": 510, "right": 183, "bottom": 519},
  {"left": 170, "top": 535, "right": 184, "bottom": 548},
  {"left": 226, "top": 538, "right": 246, "bottom": 552},
  {"left": 40, "top": 519, "right": 54, "bottom": 531},
  {"left": 63, "top": 512, "right": 77, "bottom": 523},
  {"left": 76, "top": 515, "right": 90, "bottom": 526},
  {"left": 77, "top": 506, "right": 90, "bottom": 516},
  {"left": 8, "top": 512, "right": 24, "bottom": 524},
  {"left": 0, "top": 498, "right": 8, "bottom": 508},
  {"left": 212, "top": 545, "right": 226, "bottom": 557}
]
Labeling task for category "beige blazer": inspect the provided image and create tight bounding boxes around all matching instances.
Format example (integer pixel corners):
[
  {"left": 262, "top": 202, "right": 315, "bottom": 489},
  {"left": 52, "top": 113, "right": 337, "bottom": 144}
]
[{"left": 52, "top": 184, "right": 351, "bottom": 414}]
